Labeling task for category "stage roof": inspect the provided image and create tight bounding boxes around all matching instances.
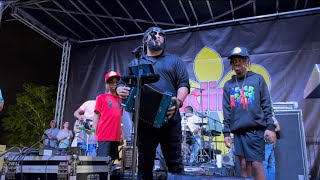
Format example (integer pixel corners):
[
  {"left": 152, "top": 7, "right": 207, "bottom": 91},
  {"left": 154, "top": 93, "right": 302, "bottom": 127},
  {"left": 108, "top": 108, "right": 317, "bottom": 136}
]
[{"left": 2, "top": 0, "right": 320, "bottom": 47}]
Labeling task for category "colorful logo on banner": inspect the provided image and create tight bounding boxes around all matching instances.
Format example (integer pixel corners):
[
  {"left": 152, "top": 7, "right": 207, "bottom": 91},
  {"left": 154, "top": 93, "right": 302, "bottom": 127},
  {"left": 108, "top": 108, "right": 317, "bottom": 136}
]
[{"left": 183, "top": 46, "right": 271, "bottom": 128}]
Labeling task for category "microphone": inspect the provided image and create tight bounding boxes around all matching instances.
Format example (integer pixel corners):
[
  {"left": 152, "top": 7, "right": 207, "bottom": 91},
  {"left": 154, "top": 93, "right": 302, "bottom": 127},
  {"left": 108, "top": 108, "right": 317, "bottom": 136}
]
[
  {"left": 132, "top": 45, "right": 143, "bottom": 55},
  {"left": 132, "top": 45, "right": 144, "bottom": 59},
  {"left": 150, "top": 33, "right": 156, "bottom": 41}
]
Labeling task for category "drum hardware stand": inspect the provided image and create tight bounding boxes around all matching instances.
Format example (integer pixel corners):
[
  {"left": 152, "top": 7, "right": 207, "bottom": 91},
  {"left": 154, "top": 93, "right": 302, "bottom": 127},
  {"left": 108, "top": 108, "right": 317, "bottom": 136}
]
[
  {"left": 212, "top": 117, "right": 219, "bottom": 159},
  {"left": 205, "top": 116, "right": 215, "bottom": 163},
  {"left": 203, "top": 116, "right": 221, "bottom": 166},
  {"left": 181, "top": 116, "right": 192, "bottom": 164},
  {"left": 122, "top": 45, "right": 160, "bottom": 179},
  {"left": 196, "top": 88, "right": 210, "bottom": 163}
]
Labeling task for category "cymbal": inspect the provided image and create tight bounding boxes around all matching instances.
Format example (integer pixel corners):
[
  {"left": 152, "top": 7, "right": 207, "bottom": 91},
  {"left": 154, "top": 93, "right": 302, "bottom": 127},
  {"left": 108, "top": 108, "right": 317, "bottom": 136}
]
[
  {"left": 193, "top": 118, "right": 208, "bottom": 125},
  {"left": 194, "top": 122, "right": 208, "bottom": 125}
]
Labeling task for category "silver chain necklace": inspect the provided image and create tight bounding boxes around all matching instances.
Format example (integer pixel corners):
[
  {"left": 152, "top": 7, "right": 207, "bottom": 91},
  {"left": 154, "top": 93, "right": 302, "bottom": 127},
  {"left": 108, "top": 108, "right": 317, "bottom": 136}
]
[{"left": 236, "top": 73, "right": 247, "bottom": 89}]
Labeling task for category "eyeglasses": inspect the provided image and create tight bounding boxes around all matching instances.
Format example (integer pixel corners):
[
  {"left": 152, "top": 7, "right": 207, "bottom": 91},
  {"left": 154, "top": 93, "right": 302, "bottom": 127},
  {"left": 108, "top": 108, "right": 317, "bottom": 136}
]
[{"left": 150, "top": 31, "right": 165, "bottom": 38}]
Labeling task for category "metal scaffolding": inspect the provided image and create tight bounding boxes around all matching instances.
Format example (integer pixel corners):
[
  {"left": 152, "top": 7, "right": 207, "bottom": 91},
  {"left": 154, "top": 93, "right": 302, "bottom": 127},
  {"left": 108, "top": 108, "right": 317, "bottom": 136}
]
[
  {"left": 54, "top": 41, "right": 71, "bottom": 128},
  {"left": 3, "top": 0, "right": 320, "bottom": 124}
]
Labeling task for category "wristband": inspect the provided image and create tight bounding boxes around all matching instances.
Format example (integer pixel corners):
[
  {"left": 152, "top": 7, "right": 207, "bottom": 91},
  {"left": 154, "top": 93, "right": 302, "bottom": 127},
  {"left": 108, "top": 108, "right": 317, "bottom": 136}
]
[{"left": 177, "top": 98, "right": 183, "bottom": 108}]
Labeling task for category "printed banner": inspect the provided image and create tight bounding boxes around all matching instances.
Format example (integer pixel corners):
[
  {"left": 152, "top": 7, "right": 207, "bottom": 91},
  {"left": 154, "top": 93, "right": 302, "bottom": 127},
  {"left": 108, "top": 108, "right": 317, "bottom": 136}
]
[{"left": 66, "top": 13, "right": 320, "bottom": 174}]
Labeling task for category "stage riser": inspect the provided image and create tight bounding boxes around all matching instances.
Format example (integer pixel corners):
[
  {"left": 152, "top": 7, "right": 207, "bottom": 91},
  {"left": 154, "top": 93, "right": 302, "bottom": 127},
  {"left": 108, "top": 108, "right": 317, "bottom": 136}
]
[
  {"left": 1, "top": 156, "right": 111, "bottom": 180},
  {"left": 110, "top": 172, "right": 253, "bottom": 180},
  {"left": 11, "top": 173, "right": 108, "bottom": 180}
]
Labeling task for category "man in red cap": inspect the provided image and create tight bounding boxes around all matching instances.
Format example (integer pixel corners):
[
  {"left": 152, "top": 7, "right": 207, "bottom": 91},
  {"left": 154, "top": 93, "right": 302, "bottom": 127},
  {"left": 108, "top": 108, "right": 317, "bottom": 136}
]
[{"left": 92, "top": 71, "right": 123, "bottom": 160}]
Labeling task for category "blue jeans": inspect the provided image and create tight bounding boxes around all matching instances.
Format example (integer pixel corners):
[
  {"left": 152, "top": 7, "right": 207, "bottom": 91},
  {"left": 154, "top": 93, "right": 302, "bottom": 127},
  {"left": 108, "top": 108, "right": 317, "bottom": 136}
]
[
  {"left": 263, "top": 144, "right": 276, "bottom": 180},
  {"left": 191, "top": 135, "right": 200, "bottom": 162}
]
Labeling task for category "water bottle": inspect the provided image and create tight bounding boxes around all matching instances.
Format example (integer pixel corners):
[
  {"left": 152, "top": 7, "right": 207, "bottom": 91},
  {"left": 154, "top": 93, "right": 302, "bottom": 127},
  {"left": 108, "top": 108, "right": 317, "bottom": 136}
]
[{"left": 87, "top": 132, "right": 97, "bottom": 157}]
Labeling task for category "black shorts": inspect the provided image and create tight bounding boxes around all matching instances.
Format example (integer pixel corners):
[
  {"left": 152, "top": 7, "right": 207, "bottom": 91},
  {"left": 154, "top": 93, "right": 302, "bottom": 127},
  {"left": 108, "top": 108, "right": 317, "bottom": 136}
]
[
  {"left": 233, "top": 129, "right": 265, "bottom": 162},
  {"left": 97, "top": 141, "right": 120, "bottom": 160}
]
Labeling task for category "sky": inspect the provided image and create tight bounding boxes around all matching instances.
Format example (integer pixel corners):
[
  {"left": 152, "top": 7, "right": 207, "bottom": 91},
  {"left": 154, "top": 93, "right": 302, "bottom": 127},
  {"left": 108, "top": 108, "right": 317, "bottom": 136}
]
[{"left": 0, "top": 8, "right": 62, "bottom": 144}]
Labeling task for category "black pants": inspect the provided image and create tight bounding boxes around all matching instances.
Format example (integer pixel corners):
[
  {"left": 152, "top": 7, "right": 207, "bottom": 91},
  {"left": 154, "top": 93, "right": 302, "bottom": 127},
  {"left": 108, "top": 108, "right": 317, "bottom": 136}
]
[{"left": 137, "top": 119, "right": 184, "bottom": 180}]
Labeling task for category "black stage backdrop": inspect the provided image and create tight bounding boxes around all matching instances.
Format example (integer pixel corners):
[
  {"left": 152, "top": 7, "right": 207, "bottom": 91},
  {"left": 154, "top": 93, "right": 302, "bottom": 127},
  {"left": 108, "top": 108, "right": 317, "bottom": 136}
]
[{"left": 66, "top": 13, "right": 320, "bottom": 177}]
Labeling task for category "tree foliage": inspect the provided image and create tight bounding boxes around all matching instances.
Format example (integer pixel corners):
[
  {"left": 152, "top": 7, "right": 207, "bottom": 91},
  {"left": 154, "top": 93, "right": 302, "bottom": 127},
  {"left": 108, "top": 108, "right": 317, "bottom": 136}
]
[{"left": 2, "top": 83, "right": 56, "bottom": 147}]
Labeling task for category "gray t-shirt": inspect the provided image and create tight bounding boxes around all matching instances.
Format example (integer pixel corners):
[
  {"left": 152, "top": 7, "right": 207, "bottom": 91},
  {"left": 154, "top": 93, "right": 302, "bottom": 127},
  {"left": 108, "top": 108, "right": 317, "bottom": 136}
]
[{"left": 43, "top": 128, "right": 59, "bottom": 148}]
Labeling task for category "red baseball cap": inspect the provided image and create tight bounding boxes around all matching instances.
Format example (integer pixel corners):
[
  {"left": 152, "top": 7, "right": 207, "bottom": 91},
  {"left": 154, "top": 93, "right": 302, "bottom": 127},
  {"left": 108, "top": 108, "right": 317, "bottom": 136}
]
[{"left": 105, "top": 71, "right": 121, "bottom": 83}]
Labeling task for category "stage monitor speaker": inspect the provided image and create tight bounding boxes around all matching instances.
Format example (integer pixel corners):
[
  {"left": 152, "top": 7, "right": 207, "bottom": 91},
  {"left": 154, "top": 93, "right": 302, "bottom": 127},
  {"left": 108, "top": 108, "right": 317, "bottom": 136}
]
[
  {"left": 274, "top": 110, "right": 309, "bottom": 180},
  {"left": 168, "top": 173, "right": 253, "bottom": 180}
]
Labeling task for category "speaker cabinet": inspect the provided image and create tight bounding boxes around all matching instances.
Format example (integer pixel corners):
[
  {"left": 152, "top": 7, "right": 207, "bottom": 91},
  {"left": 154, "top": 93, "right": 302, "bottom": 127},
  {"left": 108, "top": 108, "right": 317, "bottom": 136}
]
[
  {"left": 168, "top": 174, "right": 253, "bottom": 180},
  {"left": 274, "top": 110, "right": 309, "bottom": 180}
]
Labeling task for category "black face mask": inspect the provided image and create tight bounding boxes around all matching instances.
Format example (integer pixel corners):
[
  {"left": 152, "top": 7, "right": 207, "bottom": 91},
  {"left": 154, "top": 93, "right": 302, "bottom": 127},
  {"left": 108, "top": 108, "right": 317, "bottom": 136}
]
[
  {"left": 143, "top": 27, "right": 166, "bottom": 52},
  {"left": 146, "top": 39, "right": 165, "bottom": 51}
]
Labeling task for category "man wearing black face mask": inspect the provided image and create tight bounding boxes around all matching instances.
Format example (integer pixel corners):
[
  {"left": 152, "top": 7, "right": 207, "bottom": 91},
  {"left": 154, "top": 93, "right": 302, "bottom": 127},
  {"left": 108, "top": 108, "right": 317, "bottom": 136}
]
[
  {"left": 117, "top": 27, "right": 190, "bottom": 179},
  {"left": 143, "top": 27, "right": 166, "bottom": 52}
]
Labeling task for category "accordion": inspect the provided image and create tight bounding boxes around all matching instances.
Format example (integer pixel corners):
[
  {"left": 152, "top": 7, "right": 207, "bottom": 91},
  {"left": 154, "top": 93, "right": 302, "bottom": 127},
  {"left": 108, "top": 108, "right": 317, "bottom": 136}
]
[{"left": 122, "top": 84, "right": 175, "bottom": 128}]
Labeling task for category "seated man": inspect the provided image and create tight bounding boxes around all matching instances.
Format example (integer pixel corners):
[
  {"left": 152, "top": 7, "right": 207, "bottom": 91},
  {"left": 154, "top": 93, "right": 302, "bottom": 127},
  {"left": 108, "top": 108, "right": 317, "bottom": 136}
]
[{"left": 184, "top": 106, "right": 202, "bottom": 163}]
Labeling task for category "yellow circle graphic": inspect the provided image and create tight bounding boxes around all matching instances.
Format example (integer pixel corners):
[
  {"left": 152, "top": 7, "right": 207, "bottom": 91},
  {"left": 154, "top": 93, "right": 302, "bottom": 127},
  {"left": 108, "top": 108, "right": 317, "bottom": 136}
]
[{"left": 194, "top": 47, "right": 223, "bottom": 82}]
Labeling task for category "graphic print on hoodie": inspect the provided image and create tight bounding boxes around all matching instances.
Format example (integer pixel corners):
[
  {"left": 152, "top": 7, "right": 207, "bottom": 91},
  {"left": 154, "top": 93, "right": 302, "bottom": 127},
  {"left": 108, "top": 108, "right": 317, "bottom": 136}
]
[{"left": 230, "top": 85, "right": 255, "bottom": 110}]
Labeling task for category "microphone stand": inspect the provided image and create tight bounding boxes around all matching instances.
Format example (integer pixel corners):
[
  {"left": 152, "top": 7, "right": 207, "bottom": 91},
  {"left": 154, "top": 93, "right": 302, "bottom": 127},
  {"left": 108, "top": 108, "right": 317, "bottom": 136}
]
[
  {"left": 123, "top": 45, "right": 159, "bottom": 179},
  {"left": 130, "top": 46, "right": 143, "bottom": 179},
  {"left": 198, "top": 88, "right": 210, "bottom": 163}
]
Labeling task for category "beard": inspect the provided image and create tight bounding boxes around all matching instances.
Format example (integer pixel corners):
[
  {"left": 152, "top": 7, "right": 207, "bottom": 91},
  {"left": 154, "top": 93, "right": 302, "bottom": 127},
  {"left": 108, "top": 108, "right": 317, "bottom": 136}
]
[{"left": 147, "top": 40, "right": 165, "bottom": 51}]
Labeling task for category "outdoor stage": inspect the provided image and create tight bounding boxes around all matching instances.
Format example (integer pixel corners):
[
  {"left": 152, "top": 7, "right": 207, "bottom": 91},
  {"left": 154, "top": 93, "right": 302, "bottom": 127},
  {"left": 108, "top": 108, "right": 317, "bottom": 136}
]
[{"left": 0, "top": 155, "right": 248, "bottom": 180}]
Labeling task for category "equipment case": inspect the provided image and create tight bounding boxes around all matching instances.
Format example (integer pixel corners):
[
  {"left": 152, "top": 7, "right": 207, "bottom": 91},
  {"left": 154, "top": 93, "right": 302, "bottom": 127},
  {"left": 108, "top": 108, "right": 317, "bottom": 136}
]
[{"left": 1, "top": 155, "right": 111, "bottom": 180}]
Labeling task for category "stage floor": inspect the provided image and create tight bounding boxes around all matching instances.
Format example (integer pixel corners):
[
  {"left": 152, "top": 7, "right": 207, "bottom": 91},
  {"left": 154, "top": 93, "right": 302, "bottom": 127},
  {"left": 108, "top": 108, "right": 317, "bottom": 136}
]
[{"left": 111, "top": 164, "right": 243, "bottom": 179}]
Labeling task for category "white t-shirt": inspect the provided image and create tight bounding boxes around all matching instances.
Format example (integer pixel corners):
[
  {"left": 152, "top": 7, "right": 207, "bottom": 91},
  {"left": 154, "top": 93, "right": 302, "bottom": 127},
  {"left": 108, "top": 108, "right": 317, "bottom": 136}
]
[
  {"left": 185, "top": 114, "right": 201, "bottom": 133},
  {"left": 80, "top": 100, "right": 96, "bottom": 119}
]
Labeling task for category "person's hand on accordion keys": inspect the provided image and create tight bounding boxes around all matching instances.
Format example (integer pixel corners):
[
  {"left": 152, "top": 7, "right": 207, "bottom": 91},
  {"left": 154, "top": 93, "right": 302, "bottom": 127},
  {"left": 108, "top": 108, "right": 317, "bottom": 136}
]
[{"left": 167, "top": 97, "right": 181, "bottom": 119}]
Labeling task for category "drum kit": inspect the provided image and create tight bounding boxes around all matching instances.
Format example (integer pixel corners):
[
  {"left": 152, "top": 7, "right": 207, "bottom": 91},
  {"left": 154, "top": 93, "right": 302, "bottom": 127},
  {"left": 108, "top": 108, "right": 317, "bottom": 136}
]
[
  {"left": 181, "top": 112, "right": 219, "bottom": 165},
  {"left": 182, "top": 87, "right": 222, "bottom": 165}
]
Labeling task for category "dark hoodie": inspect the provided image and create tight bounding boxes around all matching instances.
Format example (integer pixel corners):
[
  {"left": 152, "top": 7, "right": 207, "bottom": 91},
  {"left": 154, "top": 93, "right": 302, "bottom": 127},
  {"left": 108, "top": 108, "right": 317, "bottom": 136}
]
[{"left": 222, "top": 71, "right": 275, "bottom": 137}]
